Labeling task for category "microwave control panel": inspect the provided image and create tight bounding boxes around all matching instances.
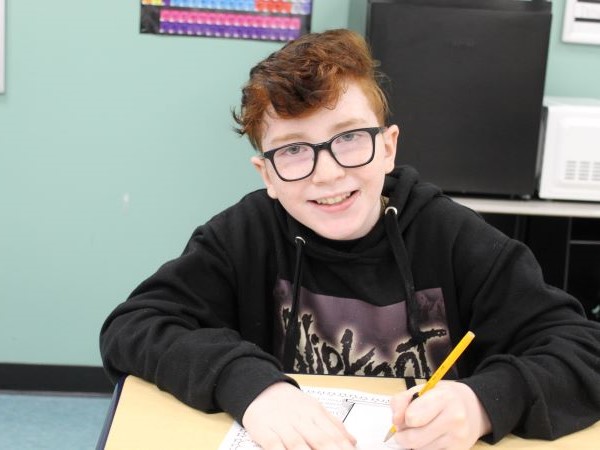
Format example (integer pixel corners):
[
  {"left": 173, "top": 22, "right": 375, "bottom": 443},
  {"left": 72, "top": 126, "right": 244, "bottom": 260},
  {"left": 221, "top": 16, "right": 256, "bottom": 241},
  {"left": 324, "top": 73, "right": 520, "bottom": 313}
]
[{"left": 563, "top": 0, "right": 600, "bottom": 45}]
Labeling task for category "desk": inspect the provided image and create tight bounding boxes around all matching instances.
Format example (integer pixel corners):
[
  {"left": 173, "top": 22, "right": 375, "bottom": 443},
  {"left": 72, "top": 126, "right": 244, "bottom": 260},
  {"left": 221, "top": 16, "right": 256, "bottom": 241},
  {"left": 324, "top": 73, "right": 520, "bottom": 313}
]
[
  {"left": 451, "top": 197, "right": 600, "bottom": 218},
  {"left": 98, "top": 375, "right": 600, "bottom": 449}
]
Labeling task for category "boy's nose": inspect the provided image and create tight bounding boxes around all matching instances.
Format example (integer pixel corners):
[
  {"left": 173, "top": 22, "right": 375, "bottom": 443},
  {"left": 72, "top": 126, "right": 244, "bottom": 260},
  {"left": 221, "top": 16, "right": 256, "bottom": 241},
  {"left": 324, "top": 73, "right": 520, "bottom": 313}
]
[{"left": 311, "top": 149, "right": 345, "bottom": 182}]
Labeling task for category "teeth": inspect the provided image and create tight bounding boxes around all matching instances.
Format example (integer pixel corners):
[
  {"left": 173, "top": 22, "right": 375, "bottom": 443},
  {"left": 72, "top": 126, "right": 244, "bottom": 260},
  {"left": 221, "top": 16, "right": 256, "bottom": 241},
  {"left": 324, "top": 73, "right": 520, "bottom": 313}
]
[{"left": 316, "top": 193, "right": 351, "bottom": 205}]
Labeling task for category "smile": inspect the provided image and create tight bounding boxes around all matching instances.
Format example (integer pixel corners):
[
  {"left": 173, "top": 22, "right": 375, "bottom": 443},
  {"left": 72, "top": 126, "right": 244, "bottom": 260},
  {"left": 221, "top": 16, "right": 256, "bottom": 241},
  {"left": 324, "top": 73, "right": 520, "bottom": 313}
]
[{"left": 314, "top": 192, "right": 354, "bottom": 205}]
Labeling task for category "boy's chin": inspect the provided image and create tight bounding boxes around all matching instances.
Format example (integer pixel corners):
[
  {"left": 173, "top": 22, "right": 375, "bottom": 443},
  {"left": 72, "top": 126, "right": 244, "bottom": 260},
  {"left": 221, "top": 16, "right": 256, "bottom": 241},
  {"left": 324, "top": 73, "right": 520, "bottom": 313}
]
[{"left": 313, "top": 224, "right": 369, "bottom": 241}]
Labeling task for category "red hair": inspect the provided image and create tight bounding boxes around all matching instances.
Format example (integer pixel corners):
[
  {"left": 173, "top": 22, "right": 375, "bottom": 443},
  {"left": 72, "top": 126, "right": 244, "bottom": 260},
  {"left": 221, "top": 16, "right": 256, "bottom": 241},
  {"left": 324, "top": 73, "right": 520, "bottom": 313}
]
[{"left": 233, "top": 29, "right": 389, "bottom": 150}]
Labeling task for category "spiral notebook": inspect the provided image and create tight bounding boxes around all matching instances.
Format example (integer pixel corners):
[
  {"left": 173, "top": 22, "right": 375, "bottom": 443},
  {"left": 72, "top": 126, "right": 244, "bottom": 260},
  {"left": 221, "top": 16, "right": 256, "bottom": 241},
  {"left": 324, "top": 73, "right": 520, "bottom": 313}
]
[{"left": 217, "top": 386, "right": 405, "bottom": 449}]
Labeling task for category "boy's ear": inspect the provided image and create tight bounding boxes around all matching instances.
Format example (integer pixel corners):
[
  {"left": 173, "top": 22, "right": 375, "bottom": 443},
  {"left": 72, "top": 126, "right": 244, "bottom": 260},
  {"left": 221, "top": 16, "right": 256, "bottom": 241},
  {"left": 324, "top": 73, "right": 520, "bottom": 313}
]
[
  {"left": 251, "top": 155, "right": 279, "bottom": 199},
  {"left": 383, "top": 125, "right": 399, "bottom": 174}
]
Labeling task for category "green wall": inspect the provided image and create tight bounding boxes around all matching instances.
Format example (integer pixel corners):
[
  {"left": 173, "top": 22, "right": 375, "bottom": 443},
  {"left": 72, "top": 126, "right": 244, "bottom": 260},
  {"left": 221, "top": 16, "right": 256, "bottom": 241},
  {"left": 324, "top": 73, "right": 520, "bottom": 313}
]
[{"left": 0, "top": 0, "right": 598, "bottom": 368}]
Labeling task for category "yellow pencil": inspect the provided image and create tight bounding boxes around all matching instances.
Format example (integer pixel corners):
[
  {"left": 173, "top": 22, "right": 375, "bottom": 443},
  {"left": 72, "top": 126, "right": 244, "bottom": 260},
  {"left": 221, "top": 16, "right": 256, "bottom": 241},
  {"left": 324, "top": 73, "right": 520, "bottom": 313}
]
[{"left": 384, "top": 331, "right": 476, "bottom": 442}]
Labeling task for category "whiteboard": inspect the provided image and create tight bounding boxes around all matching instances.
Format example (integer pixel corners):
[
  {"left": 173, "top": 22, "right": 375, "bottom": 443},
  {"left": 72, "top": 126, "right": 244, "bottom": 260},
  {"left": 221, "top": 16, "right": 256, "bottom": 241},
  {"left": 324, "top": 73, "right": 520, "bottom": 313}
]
[{"left": 0, "top": 0, "right": 4, "bottom": 93}]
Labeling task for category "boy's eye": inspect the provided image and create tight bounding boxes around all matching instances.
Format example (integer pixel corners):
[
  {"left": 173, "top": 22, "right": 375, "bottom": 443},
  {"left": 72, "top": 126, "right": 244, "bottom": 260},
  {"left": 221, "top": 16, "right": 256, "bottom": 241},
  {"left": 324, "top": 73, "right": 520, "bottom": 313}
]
[
  {"left": 281, "top": 145, "right": 306, "bottom": 156},
  {"left": 338, "top": 132, "right": 358, "bottom": 143}
]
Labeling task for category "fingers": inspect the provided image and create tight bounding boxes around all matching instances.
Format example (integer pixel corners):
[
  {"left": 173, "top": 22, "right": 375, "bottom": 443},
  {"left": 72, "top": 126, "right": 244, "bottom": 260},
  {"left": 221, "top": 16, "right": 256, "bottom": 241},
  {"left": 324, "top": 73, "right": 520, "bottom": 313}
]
[
  {"left": 394, "top": 404, "right": 456, "bottom": 449},
  {"left": 390, "top": 384, "right": 421, "bottom": 428},
  {"left": 254, "top": 424, "right": 299, "bottom": 450},
  {"left": 242, "top": 382, "right": 356, "bottom": 449},
  {"left": 249, "top": 414, "right": 355, "bottom": 450},
  {"left": 404, "top": 388, "right": 446, "bottom": 428},
  {"left": 391, "top": 381, "right": 487, "bottom": 450},
  {"left": 265, "top": 417, "right": 355, "bottom": 450},
  {"left": 317, "top": 414, "right": 357, "bottom": 449},
  {"left": 299, "top": 414, "right": 357, "bottom": 450}
]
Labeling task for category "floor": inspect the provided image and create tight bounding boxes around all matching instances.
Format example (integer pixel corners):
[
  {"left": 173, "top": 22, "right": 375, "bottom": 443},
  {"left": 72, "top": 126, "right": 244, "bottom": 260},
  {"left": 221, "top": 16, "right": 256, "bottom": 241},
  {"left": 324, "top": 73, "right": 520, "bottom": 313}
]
[{"left": 0, "top": 391, "right": 112, "bottom": 450}]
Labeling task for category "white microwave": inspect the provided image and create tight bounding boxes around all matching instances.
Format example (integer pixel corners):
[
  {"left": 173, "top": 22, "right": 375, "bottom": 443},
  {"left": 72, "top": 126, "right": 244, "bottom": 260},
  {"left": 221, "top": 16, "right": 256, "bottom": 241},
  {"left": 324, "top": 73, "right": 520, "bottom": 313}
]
[{"left": 537, "top": 97, "right": 600, "bottom": 202}]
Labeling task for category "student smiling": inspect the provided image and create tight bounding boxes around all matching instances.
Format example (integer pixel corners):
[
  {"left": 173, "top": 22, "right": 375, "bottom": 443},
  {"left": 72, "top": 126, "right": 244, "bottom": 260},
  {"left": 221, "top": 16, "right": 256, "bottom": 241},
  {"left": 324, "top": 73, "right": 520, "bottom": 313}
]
[
  {"left": 252, "top": 83, "right": 398, "bottom": 242},
  {"left": 100, "top": 29, "right": 600, "bottom": 450}
]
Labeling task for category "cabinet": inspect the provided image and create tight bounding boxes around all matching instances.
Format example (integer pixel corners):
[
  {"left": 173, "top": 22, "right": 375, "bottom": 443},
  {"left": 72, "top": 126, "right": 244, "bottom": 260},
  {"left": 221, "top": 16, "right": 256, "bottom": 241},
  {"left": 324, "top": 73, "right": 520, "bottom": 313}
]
[{"left": 452, "top": 197, "right": 600, "bottom": 322}]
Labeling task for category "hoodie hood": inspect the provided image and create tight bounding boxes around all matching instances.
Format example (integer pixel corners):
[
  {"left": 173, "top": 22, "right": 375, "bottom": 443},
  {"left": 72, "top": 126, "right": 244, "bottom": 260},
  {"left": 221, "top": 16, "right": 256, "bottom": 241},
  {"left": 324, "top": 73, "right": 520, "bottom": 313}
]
[
  {"left": 384, "top": 165, "right": 443, "bottom": 232},
  {"left": 279, "top": 165, "right": 442, "bottom": 371},
  {"left": 276, "top": 165, "right": 441, "bottom": 259}
]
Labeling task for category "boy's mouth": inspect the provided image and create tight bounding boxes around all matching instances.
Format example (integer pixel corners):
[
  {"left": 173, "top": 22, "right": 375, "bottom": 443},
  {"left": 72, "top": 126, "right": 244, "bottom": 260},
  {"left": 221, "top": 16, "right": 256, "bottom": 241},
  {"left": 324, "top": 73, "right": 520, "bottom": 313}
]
[{"left": 313, "top": 191, "right": 355, "bottom": 205}]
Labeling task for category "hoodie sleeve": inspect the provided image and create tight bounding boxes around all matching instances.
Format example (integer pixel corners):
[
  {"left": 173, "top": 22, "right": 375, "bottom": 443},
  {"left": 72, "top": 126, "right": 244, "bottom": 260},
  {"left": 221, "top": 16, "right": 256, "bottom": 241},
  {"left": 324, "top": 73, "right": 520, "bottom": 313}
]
[
  {"left": 451, "top": 211, "right": 600, "bottom": 442},
  {"left": 99, "top": 217, "right": 296, "bottom": 424}
]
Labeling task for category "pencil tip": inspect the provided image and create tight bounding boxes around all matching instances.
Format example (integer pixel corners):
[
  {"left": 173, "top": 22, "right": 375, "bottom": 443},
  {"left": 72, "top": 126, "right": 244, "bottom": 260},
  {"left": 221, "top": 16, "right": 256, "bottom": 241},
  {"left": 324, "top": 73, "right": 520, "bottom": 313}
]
[{"left": 383, "top": 430, "right": 395, "bottom": 442}]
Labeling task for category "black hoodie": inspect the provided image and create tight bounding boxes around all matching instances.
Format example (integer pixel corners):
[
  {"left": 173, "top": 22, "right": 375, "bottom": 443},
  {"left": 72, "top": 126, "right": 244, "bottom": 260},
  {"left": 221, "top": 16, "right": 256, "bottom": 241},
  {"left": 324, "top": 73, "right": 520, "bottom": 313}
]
[{"left": 100, "top": 166, "right": 600, "bottom": 443}]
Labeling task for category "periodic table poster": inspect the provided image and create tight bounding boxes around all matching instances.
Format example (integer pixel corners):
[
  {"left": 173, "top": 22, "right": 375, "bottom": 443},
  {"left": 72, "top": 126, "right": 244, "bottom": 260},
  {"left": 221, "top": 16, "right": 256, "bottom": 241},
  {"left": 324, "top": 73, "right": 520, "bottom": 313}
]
[{"left": 140, "top": 1, "right": 312, "bottom": 42}]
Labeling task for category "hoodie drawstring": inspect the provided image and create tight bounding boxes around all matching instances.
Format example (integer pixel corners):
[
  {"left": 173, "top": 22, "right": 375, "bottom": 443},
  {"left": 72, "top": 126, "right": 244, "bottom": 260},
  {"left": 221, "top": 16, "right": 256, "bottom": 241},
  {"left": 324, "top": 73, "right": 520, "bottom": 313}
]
[
  {"left": 282, "top": 206, "right": 425, "bottom": 371},
  {"left": 384, "top": 206, "right": 426, "bottom": 345},
  {"left": 282, "top": 236, "right": 305, "bottom": 372}
]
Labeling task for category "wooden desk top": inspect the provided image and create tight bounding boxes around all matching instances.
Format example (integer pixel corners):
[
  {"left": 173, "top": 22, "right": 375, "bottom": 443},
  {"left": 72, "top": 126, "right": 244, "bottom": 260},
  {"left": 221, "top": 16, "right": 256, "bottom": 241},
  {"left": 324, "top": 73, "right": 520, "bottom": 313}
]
[{"left": 102, "top": 375, "right": 600, "bottom": 450}]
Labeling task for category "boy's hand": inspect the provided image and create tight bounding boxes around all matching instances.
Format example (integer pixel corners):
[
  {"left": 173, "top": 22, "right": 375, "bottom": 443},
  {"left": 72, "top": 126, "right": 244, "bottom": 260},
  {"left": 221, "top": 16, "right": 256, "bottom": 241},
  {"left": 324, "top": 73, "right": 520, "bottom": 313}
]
[
  {"left": 390, "top": 380, "right": 491, "bottom": 450},
  {"left": 242, "top": 381, "right": 357, "bottom": 450}
]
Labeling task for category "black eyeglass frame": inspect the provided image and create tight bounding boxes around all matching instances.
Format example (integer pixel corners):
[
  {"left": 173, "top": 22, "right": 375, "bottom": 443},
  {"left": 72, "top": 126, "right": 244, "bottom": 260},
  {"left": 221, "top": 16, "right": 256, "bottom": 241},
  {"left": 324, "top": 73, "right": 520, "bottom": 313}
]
[{"left": 260, "top": 126, "right": 387, "bottom": 182}]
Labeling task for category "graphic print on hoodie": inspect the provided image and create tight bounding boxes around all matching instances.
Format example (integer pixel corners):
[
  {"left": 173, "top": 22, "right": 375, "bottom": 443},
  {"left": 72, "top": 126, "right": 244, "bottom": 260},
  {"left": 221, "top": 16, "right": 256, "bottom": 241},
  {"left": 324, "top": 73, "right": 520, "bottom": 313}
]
[{"left": 273, "top": 279, "right": 454, "bottom": 379}]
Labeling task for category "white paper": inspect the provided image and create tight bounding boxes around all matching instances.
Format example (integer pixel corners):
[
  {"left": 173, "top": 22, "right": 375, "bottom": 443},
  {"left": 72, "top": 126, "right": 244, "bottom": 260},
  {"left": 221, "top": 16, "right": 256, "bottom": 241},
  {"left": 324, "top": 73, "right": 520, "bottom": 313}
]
[
  {"left": 344, "top": 402, "right": 404, "bottom": 450},
  {"left": 218, "top": 386, "right": 405, "bottom": 450}
]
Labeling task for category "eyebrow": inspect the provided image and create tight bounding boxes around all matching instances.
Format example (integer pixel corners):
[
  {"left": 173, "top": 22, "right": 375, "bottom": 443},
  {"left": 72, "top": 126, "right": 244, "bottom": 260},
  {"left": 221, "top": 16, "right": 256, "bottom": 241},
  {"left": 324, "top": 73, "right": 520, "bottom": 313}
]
[{"left": 267, "top": 118, "right": 370, "bottom": 149}]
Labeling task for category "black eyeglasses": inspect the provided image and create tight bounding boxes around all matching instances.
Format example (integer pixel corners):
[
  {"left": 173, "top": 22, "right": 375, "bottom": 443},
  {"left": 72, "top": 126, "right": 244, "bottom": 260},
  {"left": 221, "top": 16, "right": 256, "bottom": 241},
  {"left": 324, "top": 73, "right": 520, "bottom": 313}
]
[{"left": 261, "top": 126, "right": 386, "bottom": 182}]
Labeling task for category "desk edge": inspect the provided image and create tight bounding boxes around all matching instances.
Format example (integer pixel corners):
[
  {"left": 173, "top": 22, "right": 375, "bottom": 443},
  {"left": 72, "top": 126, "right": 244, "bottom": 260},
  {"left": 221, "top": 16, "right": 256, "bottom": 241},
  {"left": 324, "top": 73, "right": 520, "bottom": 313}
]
[{"left": 95, "top": 376, "right": 126, "bottom": 450}]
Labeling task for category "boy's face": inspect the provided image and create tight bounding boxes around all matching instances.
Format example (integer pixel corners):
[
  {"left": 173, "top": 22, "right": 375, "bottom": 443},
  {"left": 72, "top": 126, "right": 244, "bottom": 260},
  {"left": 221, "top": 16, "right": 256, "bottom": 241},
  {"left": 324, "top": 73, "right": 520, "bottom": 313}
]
[{"left": 252, "top": 82, "right": 399, "bottom": 241}]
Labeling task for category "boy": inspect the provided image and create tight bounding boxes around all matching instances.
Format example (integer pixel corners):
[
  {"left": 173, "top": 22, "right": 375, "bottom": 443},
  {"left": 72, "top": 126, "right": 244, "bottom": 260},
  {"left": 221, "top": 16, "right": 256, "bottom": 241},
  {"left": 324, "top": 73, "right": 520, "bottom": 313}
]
[{"left": 100, "top": 29, "right": 600, "bottom": 449}]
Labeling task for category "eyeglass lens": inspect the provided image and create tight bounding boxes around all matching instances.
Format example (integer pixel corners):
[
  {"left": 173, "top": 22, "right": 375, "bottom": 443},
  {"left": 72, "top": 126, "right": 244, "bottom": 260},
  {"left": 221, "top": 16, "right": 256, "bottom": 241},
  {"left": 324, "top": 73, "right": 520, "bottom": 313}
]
[{"left": 272, "top": 129, "right": 375, "bottom": 181}]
